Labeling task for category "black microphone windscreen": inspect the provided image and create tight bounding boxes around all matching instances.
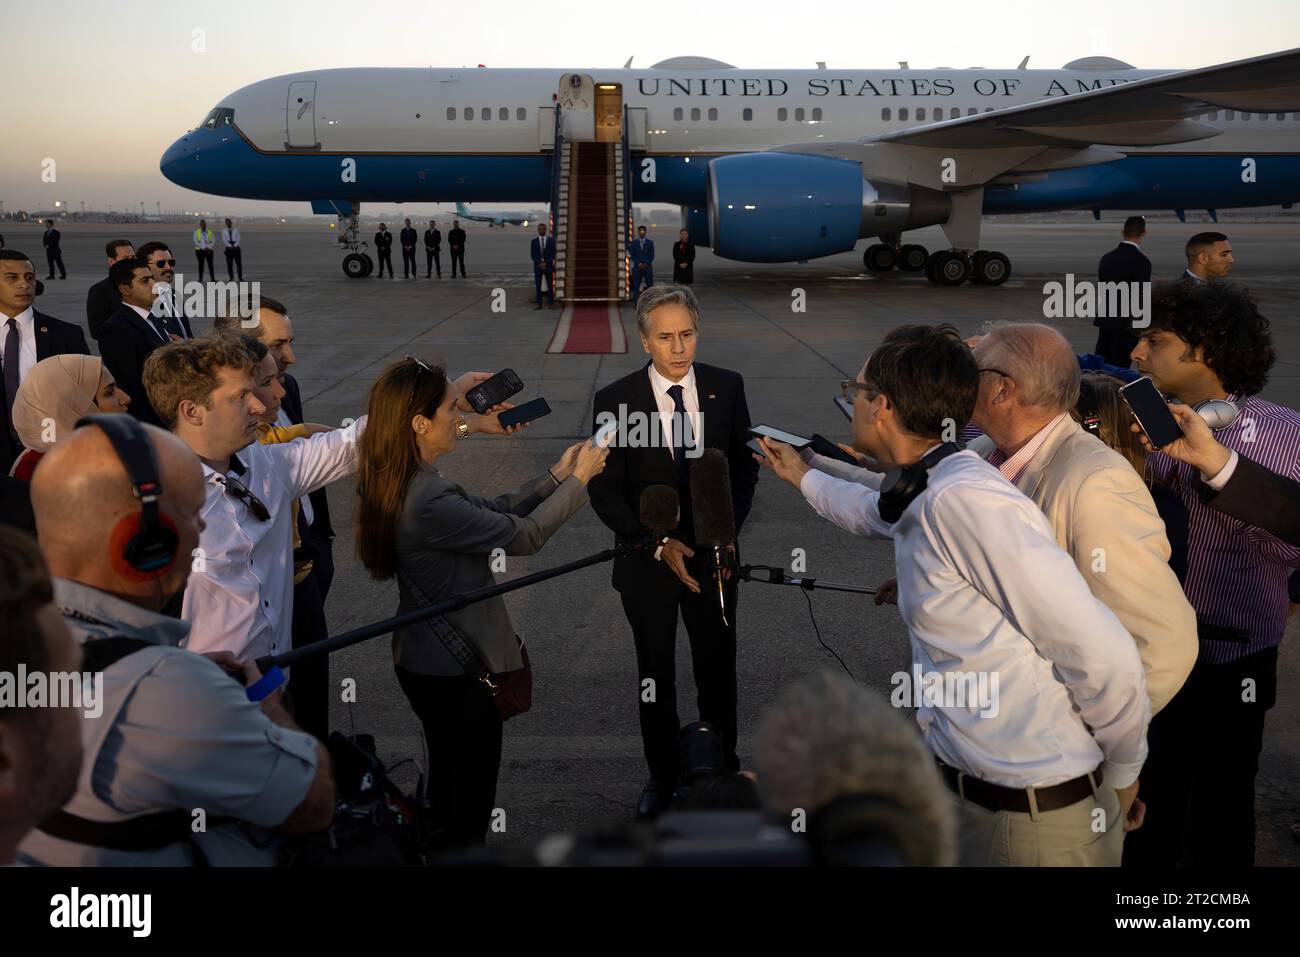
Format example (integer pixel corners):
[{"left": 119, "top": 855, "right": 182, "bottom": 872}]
[
  {"left": 639, "top": 485, "right": 680, "bottom": 533},
  {"left": 690, "top": 448, "right": 736, "bottom": 546}
]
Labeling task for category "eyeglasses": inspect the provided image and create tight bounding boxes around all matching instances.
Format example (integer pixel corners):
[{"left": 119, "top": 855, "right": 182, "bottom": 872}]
[
  {"left": 219, "top": 475, "right": 270, "bottom": 521},
  {"left": 151, "top": 259, "right": 177, "bottom": 268},
  {"left": 840, "top": 380, "right": 878, "bottom": 399},
  {"left": 405, "top": 354, "right": 434, "bottom": 406},
  {"left": 978, "top": 367, "right": 1013, "bottom": 379}
]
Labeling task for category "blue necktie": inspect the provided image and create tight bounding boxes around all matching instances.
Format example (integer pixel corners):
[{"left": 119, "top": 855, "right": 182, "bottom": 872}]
[{"left": 667, "top": 384, "right": 693, "bottom": 506}]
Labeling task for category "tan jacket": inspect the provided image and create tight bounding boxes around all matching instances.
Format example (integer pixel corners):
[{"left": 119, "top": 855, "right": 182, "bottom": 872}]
[{"left": 970, "top": 416, "right": 1197, "bottom": 714}]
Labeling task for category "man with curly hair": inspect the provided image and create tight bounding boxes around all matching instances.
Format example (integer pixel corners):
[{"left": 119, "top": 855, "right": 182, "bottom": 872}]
[{"left": 1125, "top": 281, "right": 1299, "bottom": 867}]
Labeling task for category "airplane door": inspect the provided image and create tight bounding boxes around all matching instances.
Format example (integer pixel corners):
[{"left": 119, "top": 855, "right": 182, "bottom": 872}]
[
  {"left": 286, "top": 80, "right": 319, "bottom": 149},
  {"left": 594, "top": 83, "right": 623, "bottom": 143},
  {"left": 558, "top": 74, "right": 596, "bottom": 141}
]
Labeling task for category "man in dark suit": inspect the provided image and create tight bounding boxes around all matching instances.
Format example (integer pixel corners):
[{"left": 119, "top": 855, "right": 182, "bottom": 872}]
[
  {"left": 588, "top": 284, "right": 759, "bottom": 818},
  {"left": 399, "top": 218, "right": 418, "bottom": 279},
  {"left": 135, "top": 242, "right": 194, "bottom": 340},
  {"left": 1176, "top": 231, "right": 1233, "bottom": 287},
  {"left": 424, "top": 221, "right": 442, "bottom": 278},
  {"left": 530, "top": 224, "right": 555, "bottom": 309},
  {"left": 85, "top": 239, "right": 135, "bottom": 341},
  {"left": 448, "top": 220, "right": 467, "bottom": 277},
  {"left": 374, "top": 224, "right": 394, "bottom": 278},
  {"left": 42, "top": 221, "right": 66, "bottom": 280},
  {"left": 1093, "top": 216, "right": 1150, "bottom": 367},
  {"left": 672, "top": 229, "right": 696, "bottom": 285},
  {"left": 629, "top": 226, "right": 655, "bottom": 300},
  {"left": 0, "top": 251, "right": 91, "bottom": 471},
  {"left": 98, "top": 258, "right": 184, "bottom": 428}
]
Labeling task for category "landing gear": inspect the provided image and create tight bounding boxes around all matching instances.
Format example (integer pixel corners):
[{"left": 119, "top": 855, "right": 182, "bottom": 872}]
[
  {"left": 343, "top": 254, "right": 368, "bottom": 279},
  {"left": 898, "top": 244, "right": 929, "bottom": 271},
  {"left": 864, "top": 243, "right": 898, "bottom": 272},
  {"left": 337, "top": 204, "right": 372, "bottom": 278},
  {"left": 927, "top": 250, "right": 971, "bottom": 286},
  {"left": 971, "top": 250, "right": 1011, "bottom": 286}
]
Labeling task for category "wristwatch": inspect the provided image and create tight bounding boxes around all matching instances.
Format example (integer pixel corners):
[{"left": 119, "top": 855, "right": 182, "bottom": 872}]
[
  {"left": 653, "top": 535, "right": 671, "bottom": 561},
  {"left": 456, "top": 414, "right": 471, "bottom": 439}
]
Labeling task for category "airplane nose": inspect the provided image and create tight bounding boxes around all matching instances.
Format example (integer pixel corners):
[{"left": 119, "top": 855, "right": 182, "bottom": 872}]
[{"left": 160, "top": 135, "right": 196, "bottom": 186}]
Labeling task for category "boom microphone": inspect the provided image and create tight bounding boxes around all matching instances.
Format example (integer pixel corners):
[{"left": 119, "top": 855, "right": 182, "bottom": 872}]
[
  {"left": 690, "top": 449, "right": 736, "bottom": 626},
  {"left": 639, "top": 484, "right": 680, "bottom": 535}
]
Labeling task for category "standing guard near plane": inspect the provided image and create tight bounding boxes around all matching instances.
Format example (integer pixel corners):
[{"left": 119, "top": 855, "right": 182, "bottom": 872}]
[
  {"left": 531, "top": 224, "right": 555, "bottom": 309},
  {"left": 193, "top": 220, "right": 216, "bottom": 283},
  {"left": 424, "top": 221, "right": 442, "bottom": 278},
  {"left": 222, "top": 218, "right": 243, "bottom": 281},
  {"left": 448, "top": 220, "right": 467, "bottom": 278},
  {"left": 672, "top": 229, "right": 695, "bottom": 285},
  {"left": 1093, "top": 216, "right": 1151, "bottom": 367},
  {"left": 374, "top": 224, "right": 394, "bottom": 279},
  {"left": 630, "top": 226, "right": 655, "bottom": 300},
  {"left": 400, "top": 219, "right": 418, "bottom": 279}
]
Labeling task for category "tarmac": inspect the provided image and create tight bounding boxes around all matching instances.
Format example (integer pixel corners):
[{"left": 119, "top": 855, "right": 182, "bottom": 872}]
[{"left": 9, "top": 217, "right": 1299, "bottom": 863}]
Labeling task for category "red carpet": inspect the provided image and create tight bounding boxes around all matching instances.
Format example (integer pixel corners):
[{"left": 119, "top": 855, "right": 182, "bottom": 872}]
[{"left": 545, "top": 304, "right": 627, "bottom": 354}]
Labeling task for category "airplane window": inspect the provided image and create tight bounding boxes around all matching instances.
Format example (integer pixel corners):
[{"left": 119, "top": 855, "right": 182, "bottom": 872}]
[
  {"left": 673, "top": 107, "right": 683, "bottom": 121},
  {"left": 517, "top": 107, "right": 526, "bottom": 120},
  {"left": 950, "top": 107, "right": 960, "bottom": 119},
  {"left": 1226, "top": 110, "right": 1234, "bottom": 120},
  {"left": 812, "top": 107, "right": 822, "bottom": 121},
  {"left": 1277, "top": 112, "right": 1285, "bottom": 120},
  {"left": 967, "top": 108, "right": 977, "bottom": 115},
  {"left": 984, "top": 107, "right": 994, "bottom": 112},
  {"left": 708, "top": 107, "right": 717, "bottom": 121},
  {"left": 201, "top": 108, "right": 220, "bottom": 129},
  {"left": 881, "top": 108, "right": 891, "bottom": 120},
  {"left": 464, "top": 107, "right": 473, "bottom": 120},
  {"left": 499, "top": 107, "right": 508, "bottom": 121},
  {"left": 690, "top": 108, "right": 701, "bottom": 121},
  {"left": 1210, "top": 111, "right": 1219, "bottom": 120},
  {"left": 916, "top": 108, "right": 925, "bottom": 120},
  {"left": 1243, "top": 112, "right": 1251, "bottom": 121},
  {"left": 743, "top": 108, "right": 752, "bottom": 121},
  {"left": 778, "top": 107, "right": 787, "bottom": 121},
  {"left": 481, "top": 107, "right": 490, "bottom": 120},
  {"left": 899, "top": 108, "right": 908, "bottom": 121},
  {"left": 447, "top": 107, "right": 456, "bottom": 120}
]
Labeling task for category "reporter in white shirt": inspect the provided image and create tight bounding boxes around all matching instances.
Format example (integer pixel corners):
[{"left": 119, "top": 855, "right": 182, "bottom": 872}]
[{"left": 756, "top": 324, "right": 1150, "bottom": 866}]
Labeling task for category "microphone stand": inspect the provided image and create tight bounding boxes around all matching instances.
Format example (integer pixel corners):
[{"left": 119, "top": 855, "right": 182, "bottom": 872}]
[
  {"left": 737, "top": 564, "right": 876, "bottom": 596},
  {"left": 255, "top": 546, "right": 621, "bottom": 673}
]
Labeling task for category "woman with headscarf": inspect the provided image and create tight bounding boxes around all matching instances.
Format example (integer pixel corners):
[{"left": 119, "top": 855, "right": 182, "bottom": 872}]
[{"left": 9, "top": 354, "right": 131, "bottom": 480}]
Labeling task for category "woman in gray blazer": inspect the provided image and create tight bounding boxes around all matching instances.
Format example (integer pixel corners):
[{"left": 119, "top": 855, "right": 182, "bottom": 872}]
[{"left": 354, "top": 356, "right": 607, "bottom": 847}]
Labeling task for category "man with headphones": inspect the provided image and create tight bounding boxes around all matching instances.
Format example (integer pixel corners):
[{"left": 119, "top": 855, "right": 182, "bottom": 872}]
[
  {"left": 16, "top": 416, "right": 336, "bottom": 865},
  {"left": 756, "top": 324, "right": 1150, "bottom": 867}
]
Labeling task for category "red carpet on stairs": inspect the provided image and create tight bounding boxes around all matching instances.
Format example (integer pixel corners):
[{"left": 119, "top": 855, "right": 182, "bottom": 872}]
[{"left": 545, "top": 303, "right": 627, "bottom": 354}]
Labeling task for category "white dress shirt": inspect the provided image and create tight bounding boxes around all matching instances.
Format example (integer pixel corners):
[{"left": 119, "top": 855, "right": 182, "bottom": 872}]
[
  {"left": 799, "top": 450, "right": 1149, "bottom": 790},
  {"left": 182, "top": 416, "right": 366, "bottom": 660},
  {"left": 647, "top": 363, "right": 700, "bottom": 458},
  {"left": 0, "top": 307, "right": 38, "bottom": 380},
  {"left": 124, "top": 302, "right": 169, "bottom": 342},
  {"left": 222, "top": 227, "right": 241, "bottom": 247}
]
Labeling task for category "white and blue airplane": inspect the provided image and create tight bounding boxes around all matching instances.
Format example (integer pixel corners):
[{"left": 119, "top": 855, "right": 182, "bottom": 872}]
[
  {"left": 453, "top": 201, "right": 547, "bottom": 227},
  {"left": 161, "top": 50, "right": 1300, "bottom": 283}
]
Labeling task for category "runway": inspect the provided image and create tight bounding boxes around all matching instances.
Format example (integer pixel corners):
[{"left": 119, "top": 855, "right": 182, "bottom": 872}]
[{"left": 10, "top": 217, "right": 1299, "bottom": 862}]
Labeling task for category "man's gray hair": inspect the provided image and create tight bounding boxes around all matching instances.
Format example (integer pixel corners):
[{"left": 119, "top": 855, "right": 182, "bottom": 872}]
[
  {"left": 757, "top": 671, "right": 957, "bottom": 866},
  {"left": 981, "top": 321, "right": 1080, "bottom": 412},
  {"left": 635, "top": 284, "right": 700, "bottom": 338}
]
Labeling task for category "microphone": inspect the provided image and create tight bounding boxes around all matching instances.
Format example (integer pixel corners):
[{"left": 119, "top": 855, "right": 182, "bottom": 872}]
[
  {"left": 637, "top": 485, "right": 681, "bottom": 561},
  {"left": 689, "top": 448, "right": 736, "bottom": 626}
]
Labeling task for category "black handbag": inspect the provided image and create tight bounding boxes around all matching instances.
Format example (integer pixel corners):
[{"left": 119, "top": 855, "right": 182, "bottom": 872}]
[{"left": 397, "top": 569, "right": 533, "bottom": 721}]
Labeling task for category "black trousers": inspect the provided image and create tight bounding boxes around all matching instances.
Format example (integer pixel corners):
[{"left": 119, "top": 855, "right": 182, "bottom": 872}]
[
  {"left": 395, "top": 666, "right": 503, "bottom": 848},
  {"left": 287, "top": 566, "right": 330, "bottom": 742},
  {"left": 1123, "top": 645, "right": 1277, "bottom": 867},
  {"left": 224, "top": 246, "right": 243, "bottom": 280},
  {"left": 620, "top": 576, "right": 740, "bottom": 787},
  {"left": 426, "top": 248, "right": 441, "bottom": 277},
  {"left": 195, "top": 248, "right": 215, "bottom": 281},
  {"left": 377, "top": 249, "right": 393, "bottom": 277},
  {"left": 450, "top": 248, "right": 465, "bottom": 277},
  {"left": 401, "top": 247, "right": 417, "bottom": 277},
  {"left": 46, "top": 248, "right": 65, "bottom": 279},
  {"left": 1093, "top": 327, "right": 1139, "bottom": 368}
]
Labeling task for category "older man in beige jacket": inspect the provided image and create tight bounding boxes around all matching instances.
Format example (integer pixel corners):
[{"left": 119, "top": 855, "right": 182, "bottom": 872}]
[{"left": 968, "top": 323, "right": 1197, "bottom": 717}]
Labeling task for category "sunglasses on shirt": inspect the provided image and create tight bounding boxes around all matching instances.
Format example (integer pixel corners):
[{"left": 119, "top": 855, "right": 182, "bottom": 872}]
[{"left": 220, "top": 475, "right": 271, "bottom": 521}]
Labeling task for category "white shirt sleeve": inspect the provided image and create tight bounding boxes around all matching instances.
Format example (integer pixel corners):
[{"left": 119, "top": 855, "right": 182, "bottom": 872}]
[
  {"left": 1201, "top": 449, "right": 1238, "bottom": 490},
  {"left": 273, "top": 415, "right": 367, "bottom": 501},
  {"left": 799, "top": 468, "right": 893, "bottom": 539},
  {"left": 925, "top": 482, "right": 1150, "bottom": 788}
]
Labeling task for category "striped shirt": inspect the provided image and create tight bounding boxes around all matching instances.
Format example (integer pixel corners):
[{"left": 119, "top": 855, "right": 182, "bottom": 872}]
[
  {"left": 1147, "top": 394, "right": 1300, "bottom": 664},
  {"left": 985, "top": 412, "right": 1069, "bottom": 484}
]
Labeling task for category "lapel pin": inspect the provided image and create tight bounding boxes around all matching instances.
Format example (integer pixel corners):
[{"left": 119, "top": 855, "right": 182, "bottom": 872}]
[
  {"left": 40, "top": 326, "right": 49, "bottom": 333},
  {"left": 708, "top": 394, "right": 716, "bottom": 400}
]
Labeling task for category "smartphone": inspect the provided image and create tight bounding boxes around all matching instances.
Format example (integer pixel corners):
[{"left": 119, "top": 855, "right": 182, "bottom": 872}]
[
  {"left": 746, "top": 437, "right": 769, "bottom": 461},
  {"left": 498, "top": 397, "right": 551, "bottom": 429},
  {"left": 833, "top": 396, "right": 853, "bottom": 421},
  {"left": 1120, "top": 376, "right": 1183, "bottom": 449},
  {"left": 592, "top": 418, "right": 619, "bottom": 449},
  {"left": 810, "top": 434, "right": 857, "bottom": 466},
  {"left": 466, "top": 369, "right": 524, "bottom": 413},
  {"left": 749, "top": 423, "right": 813, "bottom": 449}
]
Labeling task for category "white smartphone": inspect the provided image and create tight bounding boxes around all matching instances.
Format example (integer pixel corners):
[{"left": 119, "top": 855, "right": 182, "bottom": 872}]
[
  {"left": 749, "top": 423, "right": 813, "bottom": 449},
  {"left": 592, "top": 418, "right": 619, "bottom": 448}
]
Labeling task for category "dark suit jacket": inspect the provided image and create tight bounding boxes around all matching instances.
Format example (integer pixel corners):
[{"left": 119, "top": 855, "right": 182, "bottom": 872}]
[
  {"left": 374, "top": 231, "right": 393, "bottom": 251},
  {"left": 672, "top": 241, "right": 696, "bottom": 282},
  {"left": 1, "top": 309, "right": 91, "bottom": 469},
  {"left": 0, "top": 475, "right": 35, "bottom": 534},
  {"left": 629, "top": 238, "right": 655, "bottom": 267},
  {"left": 97, "top": 304, "right": 174, "bottom": 427},
  {"left": 400, "top": 227, "right": 418, "bottom": 249},
  {"left": 1200, "top": 454, "right": 1300, "bottom": 548},
  {"left": 86, "top": 275, "right": 121, "bottom": 341},
  {"left": 530, "top": 236, "right": 555, "bottom": 267},
  {"left": 588, "top": 361, "right": 758, "bottom": 599},
  {"left": 424, "top": 229, "right": 441, "bottom": 250},
  {"left": 281, "top": 373, "right": 336, "bottom": 597},
  {"left": 43, "top": 229, "right": 61, "bottom": 251},
  {"left": 448, "top": 228, "right": 467, "bottom": 249},
  {"left": 1094, "top": 242, "right": 1151, "bottom": 330}
]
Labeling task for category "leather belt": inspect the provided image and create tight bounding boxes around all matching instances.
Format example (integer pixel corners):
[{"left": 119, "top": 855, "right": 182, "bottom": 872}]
[{"left": 937, "top": 760, "right": 1103, "bottom": 814}]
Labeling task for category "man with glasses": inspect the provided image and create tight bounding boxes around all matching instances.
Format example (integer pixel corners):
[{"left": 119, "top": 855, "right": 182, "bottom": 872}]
[
  {"left": 756, "top": 324, "right": 1150, "bottom": 866},
  {"left": 134, "top": 242, "right": 193, "bottom": 339}
]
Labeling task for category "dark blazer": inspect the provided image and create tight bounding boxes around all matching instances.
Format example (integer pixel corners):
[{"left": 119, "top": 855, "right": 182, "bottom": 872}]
[
  {"left": 86, "top": 275, "right": 121, "bottom": 341},
  {"left": 399, "top": 227, "right": 418, "bottom": 249},
  {"left": 43, "top": 228, "right": 61, "bottom": 251},
  {"left": 448, "top": 228, "right": 467, "bottom": 249},
  {"left": 424, "top": 228, "right": 441, "bottom": 250},
  {"left": 1, "top": 309, "right": 91, "bottom": 470},
  {"left": 530, "top": 236, "right": 555, "bottom": 267},
  {"left": 374, "top": 230, "right": 392, "bottom": 251},
  {"left": 672, "top": 240, "right": 696, "bottom": 283},
  {"left": 1094, "top": 242, "right": 1151, "bottom": 330},
  {"left": 1200, "top": 454, "right": 1300, "bottom": 548},
  {"left": 588, "top": 361, "right": 758, "bottom": 599},
  {"left": 629, "top": 237, "right": 655, "bottom": 267},
  {"left": 0, "top": 474, "right": 35, "bottom": 533},
  {"left": 97, "top": 304, "right": 175, "bottom": 427}
]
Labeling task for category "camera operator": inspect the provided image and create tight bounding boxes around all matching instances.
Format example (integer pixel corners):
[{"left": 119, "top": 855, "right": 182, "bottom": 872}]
[
  {"left": 757, "top": 324, "right": 1149, "bottom": 866},
  {"left": 18, "top": 418, "right": 334, "bottom": 865},
  {"left": 353, "top": 356, "right": 607, "bottom": 848}
]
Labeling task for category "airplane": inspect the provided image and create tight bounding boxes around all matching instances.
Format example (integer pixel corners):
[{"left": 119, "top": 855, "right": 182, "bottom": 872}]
[
  {"left": 453, "top": 201, "right": 547, "bottom": 227},
  {"left": 160, "top": 50, "right": 1300, "bottom": 284}
]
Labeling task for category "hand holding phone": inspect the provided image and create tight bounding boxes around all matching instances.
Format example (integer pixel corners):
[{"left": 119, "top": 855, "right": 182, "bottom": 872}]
[
  {"left": 1120, "top": 377, "right": 1183, "bottom": 449},
  {"left": 498, "top": 397, "right": 551, "bottom": 429},
  {"left": 467, "top": 369, "right": 524, "bottom": 414}
]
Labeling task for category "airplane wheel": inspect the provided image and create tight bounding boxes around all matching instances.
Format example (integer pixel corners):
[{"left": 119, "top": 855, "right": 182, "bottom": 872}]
[
  {"left": 864, "top": 243, "right": 897, "bottom": 272},
  {"left": 898, "top": 244, "right": 929, "bottom": 271},
  {"left": 343, "top": 254, "right": 368, "bottom": 279},
  {"left": 929, "top": 251, "right": 970, "bottom": 286},
  {"left": 972, "top": 251, "right": 1011, "bottom": 286},
  {"left": 360, "top": 254, "right": 374, "bottom": 277}
]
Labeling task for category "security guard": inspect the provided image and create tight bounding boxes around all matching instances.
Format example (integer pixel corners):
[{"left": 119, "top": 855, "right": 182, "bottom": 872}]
[
  {"left": 424, "top": 221, "right": 442, "bottom": 278},
  {"left": 193, "top": 219, "right": 216, "bottom": 282},
  {"left": 16, "top": 417, "right": 334, "bottom": 866}
]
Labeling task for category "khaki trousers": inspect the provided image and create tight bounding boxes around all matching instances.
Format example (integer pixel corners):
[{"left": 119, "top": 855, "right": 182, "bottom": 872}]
[{"left": 954, "top": 784, "right": 1123, "bottom": 866}]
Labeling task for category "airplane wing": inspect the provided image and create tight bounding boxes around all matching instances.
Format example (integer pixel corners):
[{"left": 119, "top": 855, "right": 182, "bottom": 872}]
[{"left": 869, "top": 46, "right": 1300, "bottom": 150}]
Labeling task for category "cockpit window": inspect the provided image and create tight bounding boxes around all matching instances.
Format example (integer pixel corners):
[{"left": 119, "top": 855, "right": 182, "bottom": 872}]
[{"left": 200, "top": 107, "right": 236, "bottom": 130}]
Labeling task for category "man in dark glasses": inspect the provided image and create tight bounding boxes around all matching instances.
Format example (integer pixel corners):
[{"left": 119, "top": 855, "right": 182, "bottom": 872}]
[{"left": 135, "top": 241, "right": 193, "bottom": 340}]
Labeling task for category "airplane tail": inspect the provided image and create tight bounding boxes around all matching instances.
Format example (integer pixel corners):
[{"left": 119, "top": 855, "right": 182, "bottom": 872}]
[{"left": 455, "top": 202, "right": 470, "bottom": 215}]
